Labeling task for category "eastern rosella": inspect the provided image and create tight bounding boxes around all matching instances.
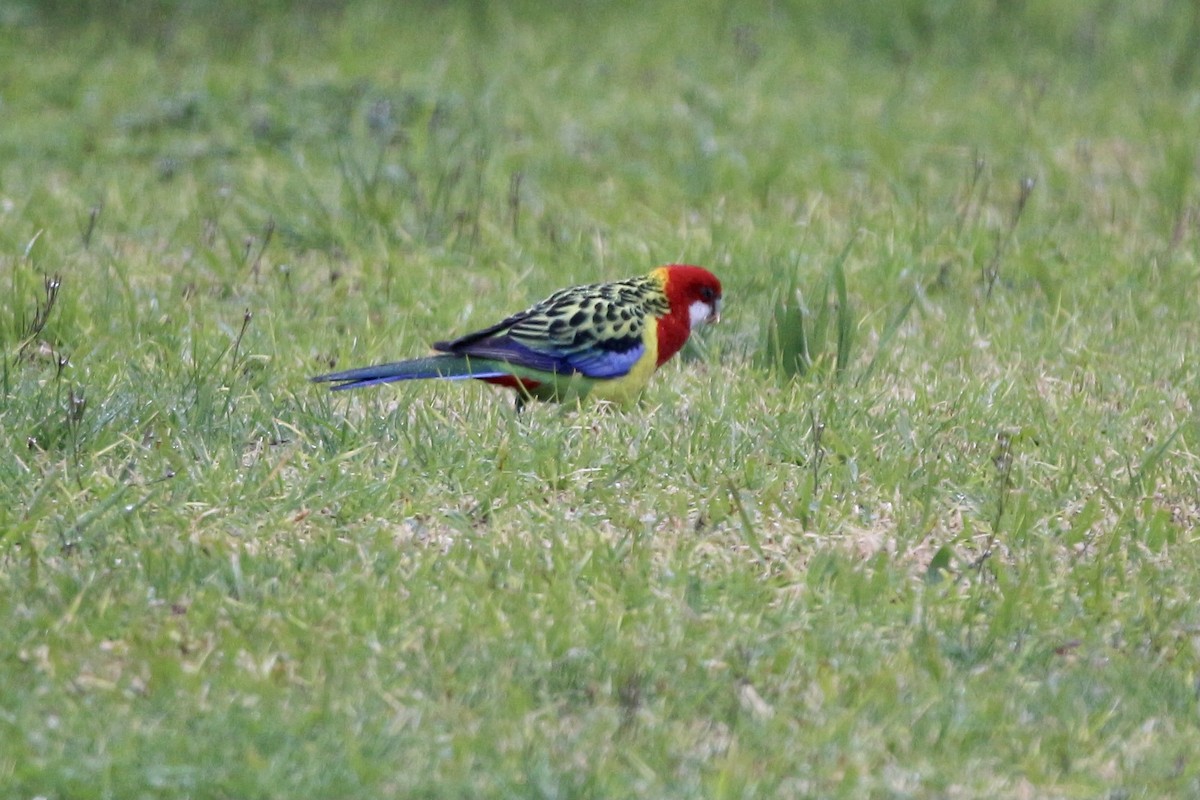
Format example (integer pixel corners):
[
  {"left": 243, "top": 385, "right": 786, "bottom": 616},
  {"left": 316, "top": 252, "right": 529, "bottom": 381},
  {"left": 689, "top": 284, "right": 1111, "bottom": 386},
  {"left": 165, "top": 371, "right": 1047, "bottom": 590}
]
[{"left": 312, "top": 264, "right": 722, "bottom": 406}]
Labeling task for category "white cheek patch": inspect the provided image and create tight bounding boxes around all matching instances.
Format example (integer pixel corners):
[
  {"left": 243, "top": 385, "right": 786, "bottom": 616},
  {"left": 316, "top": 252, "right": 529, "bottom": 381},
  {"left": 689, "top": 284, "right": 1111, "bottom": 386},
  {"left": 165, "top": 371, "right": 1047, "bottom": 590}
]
[{"left": 688, "top": 300, "right": 712, "bottom": 329}]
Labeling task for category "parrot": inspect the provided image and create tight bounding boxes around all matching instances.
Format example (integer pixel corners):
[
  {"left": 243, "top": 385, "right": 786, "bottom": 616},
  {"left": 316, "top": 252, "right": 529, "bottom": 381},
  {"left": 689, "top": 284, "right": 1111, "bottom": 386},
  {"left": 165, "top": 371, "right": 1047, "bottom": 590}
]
[{"left": 311, "top": 264, "right": 723, "bottom": 407}]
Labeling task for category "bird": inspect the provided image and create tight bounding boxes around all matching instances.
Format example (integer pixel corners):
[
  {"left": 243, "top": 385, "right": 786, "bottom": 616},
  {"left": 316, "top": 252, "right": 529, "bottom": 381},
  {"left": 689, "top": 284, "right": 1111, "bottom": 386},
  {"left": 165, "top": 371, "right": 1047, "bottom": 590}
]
[{"left": 312, "top": 264, "right": 722, "bottom": 407}]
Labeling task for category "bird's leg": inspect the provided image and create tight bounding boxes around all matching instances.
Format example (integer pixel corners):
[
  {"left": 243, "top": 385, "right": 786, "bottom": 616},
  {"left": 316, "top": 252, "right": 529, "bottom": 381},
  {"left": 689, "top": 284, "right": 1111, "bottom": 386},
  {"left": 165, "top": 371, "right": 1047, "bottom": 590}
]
[{"left": 511, "top": 377, "right": 538, "bottom": 413}]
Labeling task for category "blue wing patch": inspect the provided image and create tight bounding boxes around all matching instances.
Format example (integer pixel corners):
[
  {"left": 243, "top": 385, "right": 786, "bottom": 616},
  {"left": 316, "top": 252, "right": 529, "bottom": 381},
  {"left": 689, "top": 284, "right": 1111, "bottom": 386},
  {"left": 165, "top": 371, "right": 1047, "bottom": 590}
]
[
  {"left": 563, "top": 344, "right": 645, "bottom": 378},
  {"left": 436, "top": 334, "right": 645, "bottom": 379}
]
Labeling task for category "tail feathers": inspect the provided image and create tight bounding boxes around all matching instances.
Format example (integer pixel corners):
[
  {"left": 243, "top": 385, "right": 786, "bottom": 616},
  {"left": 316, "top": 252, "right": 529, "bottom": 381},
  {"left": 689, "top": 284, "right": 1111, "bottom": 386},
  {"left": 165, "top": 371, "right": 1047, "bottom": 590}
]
[{"left": 312, "top": 355, "right": 507, "bottom": 391}]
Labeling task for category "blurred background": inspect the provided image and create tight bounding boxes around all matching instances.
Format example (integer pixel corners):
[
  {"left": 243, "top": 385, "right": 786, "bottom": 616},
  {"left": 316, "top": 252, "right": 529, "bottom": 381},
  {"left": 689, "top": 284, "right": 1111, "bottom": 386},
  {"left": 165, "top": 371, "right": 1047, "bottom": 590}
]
[{"left": 5, "top": 3, "right": 1200, "bottom": 797}]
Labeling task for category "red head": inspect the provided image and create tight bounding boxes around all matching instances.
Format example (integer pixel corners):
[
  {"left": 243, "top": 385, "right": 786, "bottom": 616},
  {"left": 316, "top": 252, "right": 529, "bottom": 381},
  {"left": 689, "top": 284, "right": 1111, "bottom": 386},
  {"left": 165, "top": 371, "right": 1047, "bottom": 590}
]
[{"left": 649, "top": 264, "right": 723, "bottom": 367}]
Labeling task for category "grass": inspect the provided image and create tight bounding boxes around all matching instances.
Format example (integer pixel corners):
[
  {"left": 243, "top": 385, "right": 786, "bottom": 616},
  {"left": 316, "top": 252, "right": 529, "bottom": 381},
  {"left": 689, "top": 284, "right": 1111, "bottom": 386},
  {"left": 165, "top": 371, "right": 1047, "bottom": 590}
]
[{"left": 3, "top": 0, "right": 1200, "bottom": 796}]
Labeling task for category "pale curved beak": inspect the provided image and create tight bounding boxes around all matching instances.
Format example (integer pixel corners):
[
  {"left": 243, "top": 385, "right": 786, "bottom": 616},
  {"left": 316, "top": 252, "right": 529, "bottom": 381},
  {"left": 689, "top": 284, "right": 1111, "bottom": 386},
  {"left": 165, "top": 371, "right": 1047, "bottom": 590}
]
[{"left": 712, "top": 298, "right": 722, "bottom": 324}]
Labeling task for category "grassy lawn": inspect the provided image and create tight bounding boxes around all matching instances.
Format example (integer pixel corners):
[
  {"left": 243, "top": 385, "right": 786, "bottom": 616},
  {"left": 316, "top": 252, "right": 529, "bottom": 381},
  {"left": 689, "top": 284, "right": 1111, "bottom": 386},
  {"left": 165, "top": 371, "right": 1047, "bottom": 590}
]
[{"left": 3, "top": 1, "right": 1200, "bottom": 796}]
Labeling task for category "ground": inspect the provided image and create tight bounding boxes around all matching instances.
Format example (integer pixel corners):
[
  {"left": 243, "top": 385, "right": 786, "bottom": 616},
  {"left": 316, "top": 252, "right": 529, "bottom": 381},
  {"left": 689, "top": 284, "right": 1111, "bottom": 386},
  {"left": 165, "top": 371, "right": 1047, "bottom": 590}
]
[{"left": 2, "top": 1, "right": 1200, "bottom": 797}]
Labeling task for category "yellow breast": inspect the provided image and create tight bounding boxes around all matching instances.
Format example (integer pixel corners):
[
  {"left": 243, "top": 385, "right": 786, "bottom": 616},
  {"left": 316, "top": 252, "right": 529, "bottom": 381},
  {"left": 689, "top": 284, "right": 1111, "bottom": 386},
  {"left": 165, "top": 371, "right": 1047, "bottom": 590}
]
[{"left": 587, "top": 322, "right": 660, "bottom": 404}]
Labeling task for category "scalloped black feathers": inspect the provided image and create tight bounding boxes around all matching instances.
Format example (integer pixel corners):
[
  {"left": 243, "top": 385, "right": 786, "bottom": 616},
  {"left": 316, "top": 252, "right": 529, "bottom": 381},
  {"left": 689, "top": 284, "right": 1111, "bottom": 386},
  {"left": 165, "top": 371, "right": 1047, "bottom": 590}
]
[{"left": 432, "top": 274, "right": 669, "bottom": 379}]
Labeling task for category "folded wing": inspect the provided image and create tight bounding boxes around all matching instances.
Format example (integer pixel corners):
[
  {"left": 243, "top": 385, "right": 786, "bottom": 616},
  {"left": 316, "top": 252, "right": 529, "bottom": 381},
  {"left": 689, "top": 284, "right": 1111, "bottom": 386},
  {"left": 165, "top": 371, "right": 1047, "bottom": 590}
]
[{"left": 433, "top": 283, "right": 649, "bottom": 380}]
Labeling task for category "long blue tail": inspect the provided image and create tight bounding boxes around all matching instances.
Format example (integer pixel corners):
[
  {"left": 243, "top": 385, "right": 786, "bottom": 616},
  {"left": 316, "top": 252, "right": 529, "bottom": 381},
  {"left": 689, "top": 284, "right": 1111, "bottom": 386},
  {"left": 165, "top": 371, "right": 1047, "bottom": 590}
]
[{"left": 312, "top": 355, "right": 506, "bottom": 391}]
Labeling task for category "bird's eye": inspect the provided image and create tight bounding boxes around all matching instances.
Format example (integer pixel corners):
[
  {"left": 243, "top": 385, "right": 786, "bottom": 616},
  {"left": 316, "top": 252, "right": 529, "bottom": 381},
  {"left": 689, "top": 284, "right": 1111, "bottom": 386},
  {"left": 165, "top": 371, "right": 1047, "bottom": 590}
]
[{"left": 700, "top": 286, "right": 715, "bottom": 301}]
